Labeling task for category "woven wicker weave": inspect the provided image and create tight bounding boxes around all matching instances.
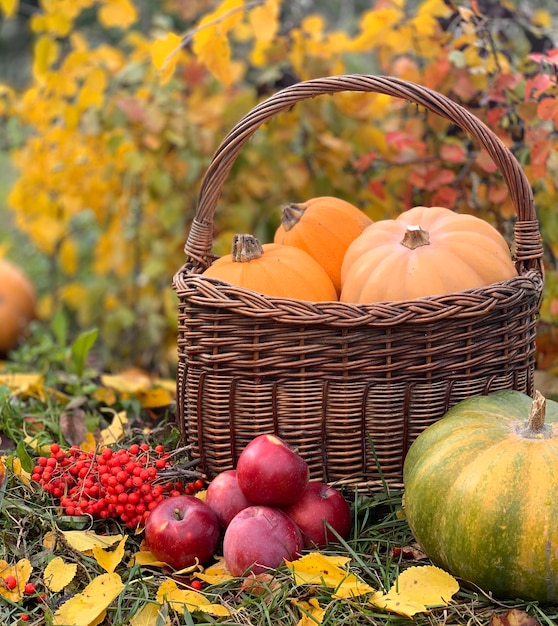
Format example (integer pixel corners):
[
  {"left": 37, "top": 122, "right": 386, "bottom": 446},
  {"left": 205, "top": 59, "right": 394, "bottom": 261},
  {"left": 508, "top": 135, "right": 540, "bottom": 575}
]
[{"left": 173, "top": 75, "right": 544, "bottom": 491}]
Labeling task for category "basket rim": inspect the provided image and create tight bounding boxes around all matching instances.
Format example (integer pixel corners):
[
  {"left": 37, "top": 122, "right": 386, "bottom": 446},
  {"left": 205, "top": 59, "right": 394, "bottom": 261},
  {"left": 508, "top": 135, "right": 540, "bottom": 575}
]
[
  {"left": 174, "top": 266, "right": 543, "bottom": 327},
  {"left": 182, "top": 73, "right": 544, "bottom": 275}
]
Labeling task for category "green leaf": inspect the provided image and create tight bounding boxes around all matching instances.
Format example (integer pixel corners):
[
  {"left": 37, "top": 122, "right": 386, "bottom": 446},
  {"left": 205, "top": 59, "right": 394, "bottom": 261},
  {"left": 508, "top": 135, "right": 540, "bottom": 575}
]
[
  {"left": 51, "top": 309, "right": 68, "bottom": 347},
  {"left": 70, "top": 328, "right": 98, "bottom": 378},
  {"left": 15, "top": 441, "right": 34, "bottom": 473}
]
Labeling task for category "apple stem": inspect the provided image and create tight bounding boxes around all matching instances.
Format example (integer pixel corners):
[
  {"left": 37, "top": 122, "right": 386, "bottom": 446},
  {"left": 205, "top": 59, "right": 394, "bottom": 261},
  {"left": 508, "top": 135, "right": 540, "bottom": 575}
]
[{"left": 173, "top": 508, "right": 184, "bottom": 521}]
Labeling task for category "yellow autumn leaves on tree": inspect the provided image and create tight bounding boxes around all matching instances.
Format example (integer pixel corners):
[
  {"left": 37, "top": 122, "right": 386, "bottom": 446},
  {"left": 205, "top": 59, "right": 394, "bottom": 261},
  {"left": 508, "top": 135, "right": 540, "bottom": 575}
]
[{"left": 0, "top": 0, "right": 556, "bottom": 370}]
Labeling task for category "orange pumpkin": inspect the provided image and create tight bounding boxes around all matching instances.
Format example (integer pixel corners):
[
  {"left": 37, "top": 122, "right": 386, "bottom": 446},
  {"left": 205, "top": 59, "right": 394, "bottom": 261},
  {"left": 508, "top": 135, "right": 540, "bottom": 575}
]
[
  {"left": 274, "top": 196, "right": 372, "bottom": 295},
  {"left": 0, "top": 259, "right": 37, "bottom": 354},
  {"left": 340, "top": 206, "right": 518, "bottom": 303},
  {"left": 203, "top": 233, "right": 338, "bottom": 301}
]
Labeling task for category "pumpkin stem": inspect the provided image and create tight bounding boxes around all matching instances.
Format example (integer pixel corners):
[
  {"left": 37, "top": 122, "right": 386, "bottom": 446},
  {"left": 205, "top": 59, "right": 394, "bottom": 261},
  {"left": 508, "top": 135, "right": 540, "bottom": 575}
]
[
  {"left": 231, "top": 234, "right": 263, "bottom": 263},
  {"left": 281, "top": 203, "right": 306, "bottom": 232},
  {"left": 528, "top": 390, "right": 547, "bottom": 433},
  {"left": 400, "top": 225, "right": 430, "bottom": 250}
]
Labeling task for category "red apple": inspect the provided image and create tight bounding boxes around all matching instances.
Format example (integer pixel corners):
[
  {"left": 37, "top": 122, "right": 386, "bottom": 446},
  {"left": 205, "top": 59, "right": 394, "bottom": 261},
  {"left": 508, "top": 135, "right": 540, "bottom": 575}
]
[
  {"left": 283, "top": 481, "right": 352, "bottom": 548},
  {"left": 236, "top": 434, "right": 309, "bottom": 506},
  {"left": 205, "top": 469, "right": 254, "bottom": 529},
  {"left": 144, "top": 495, "right": 220, "bottom": 570},
  {"left": 223, "top": 505, "right": 303, "bottom": 576}
]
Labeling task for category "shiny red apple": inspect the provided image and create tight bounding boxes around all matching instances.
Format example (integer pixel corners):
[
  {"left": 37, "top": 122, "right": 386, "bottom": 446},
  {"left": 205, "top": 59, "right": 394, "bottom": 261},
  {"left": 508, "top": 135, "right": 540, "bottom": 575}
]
[
  {"left": 205, "top": 469, "right": 254, "bottom": 529},
  {"left": 236, "top": 434, "right": 309, "bottom": 506},
  {"left": 223, "top": 505, "right": 303, "bottom": 576},
  {"left": 144, "top": 495, "right": 220, "bottom": 570},
  {"left": 283, "top": 481, "right": 352, "bottom": 548}
]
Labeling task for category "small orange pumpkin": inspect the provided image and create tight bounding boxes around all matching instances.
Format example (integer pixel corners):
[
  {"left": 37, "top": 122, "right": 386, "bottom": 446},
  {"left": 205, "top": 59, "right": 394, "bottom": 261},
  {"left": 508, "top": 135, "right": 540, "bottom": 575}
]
[
  {"left": 340, "top": 206, "right": 518, "bottom": 303},
  {"left": 274, "top": 196, "right": 372, "bottom": 295},
  {"left": 203, "top": 233, "right": 338, "bottom": 302},
  {"left": 0, "top": 259, "right": 37, "bottom": 354}
]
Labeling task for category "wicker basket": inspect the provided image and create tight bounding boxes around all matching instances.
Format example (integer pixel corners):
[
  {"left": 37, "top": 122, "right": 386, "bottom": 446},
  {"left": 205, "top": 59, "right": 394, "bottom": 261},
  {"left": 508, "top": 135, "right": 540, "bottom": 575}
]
[{"left": 173, "top": 74, "right": 544, "bottom": 491}]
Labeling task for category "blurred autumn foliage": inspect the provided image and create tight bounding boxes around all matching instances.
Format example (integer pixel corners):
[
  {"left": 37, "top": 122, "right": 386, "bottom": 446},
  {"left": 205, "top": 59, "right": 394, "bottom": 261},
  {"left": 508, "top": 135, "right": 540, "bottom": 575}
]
[{"left": 0, "top": 0, "right": 558, "bottom": 371}]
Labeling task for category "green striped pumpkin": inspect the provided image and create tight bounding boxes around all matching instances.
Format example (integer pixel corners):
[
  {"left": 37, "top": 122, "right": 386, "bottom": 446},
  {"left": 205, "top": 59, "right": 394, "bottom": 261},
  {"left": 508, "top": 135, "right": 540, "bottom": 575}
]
[{"left": 403, "top": 389, "right": 558, "bottom": 603}]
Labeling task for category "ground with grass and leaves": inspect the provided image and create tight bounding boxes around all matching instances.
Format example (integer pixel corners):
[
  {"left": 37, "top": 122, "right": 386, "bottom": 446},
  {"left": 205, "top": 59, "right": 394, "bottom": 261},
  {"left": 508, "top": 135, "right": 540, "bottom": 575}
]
[{"left": 0, "top": 320, "right": 557, "bottom": 626}]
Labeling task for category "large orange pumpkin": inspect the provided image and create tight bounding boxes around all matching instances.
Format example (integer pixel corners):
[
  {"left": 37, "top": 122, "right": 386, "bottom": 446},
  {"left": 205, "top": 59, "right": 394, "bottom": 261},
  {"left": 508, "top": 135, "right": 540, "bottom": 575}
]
[
  {"left": 0, "top": 259, "right": 37, "bottom": 354},
  {"left": 203, "top": 233, "right": 337, "bottom": 302},
  {"left": 340, "top": 206, "right": 518, "bottom": 303},
  {"left": 274, "top": 196, "right": 372, "bottom": 295}
]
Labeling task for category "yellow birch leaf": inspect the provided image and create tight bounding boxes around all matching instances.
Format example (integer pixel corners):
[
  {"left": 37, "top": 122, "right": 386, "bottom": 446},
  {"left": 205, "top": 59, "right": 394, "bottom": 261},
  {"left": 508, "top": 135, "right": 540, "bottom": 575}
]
[
  {"left": 292, "top": 598, "right": 325, "bottom": 626},
  {"left": 42, "top": 531, "right": 57, "bottom": 550},
  {"left": 248, "top": 0, "right": 280, "bottom": 43},
  {"left": 44, "top": 557, "right": 78, "bottom": 592},
  {"left": 62, "top": 530, "right": 124, "bottom": 553},
  {"left": 137, "top": 387, "right": 174, "bottom": 408},
  {"left": 128, "top": 550, "right": 168, "bottom": 568},
  {"left": 156, "top": 579, "right": 230, "bottom": 616},
  {"left": 93, "top": 386, "right": 117, "bottom": 406},
  {"left": 192, "top": 28, "right": 232, "bottom": 85},
  {"left": 385, "top": 565, "right": 459, "bottom": 607},
  {"left": 369, "top": 591, "right": 428, "bottom": 618},
  {"left": 9, "top": 456, "right": 31, "bottom": 486},
  {"left": 152, "top": 378, "right": 176, "bottom": 393},
  {"left": 0, "top": 373, "right": 44, "bottom": 396},
  {"left": 80, "top": 432, "right": 97, "bottom": 453},
  {"left": 53, "top": 572, "right": 125, "bottom": 626},
  {"left": 93, "top": 535, "right": 128, "bottom": 573},
  {"left": 286, "top": 553, "right": 375, "bottom": 598},
  {"left": 32, "top": 35, "right": 59, "bottom": 82},
  {"left": 101, "top": 372, "right": 151, "bottom": 394},
  {"left": 150, "top": 32, "right": 183, "bottom": 85},
  {"left": 129, "top": 603, "right": 171, "bottom": 626},
  {"left": 59, "top": 237, "right": 78, "bottom": 275},
  {"left": 77, "top": 66, "right": 107, "bottom": 110},
  {"left": 0, "top": 0, "right": 18, "bottom": 18},
  {"left": 98, "top": 0, "right": 137, "bottom": 29},
  {"left": 99, "top": 410, "right": 128, "bottom": 446},
  {"left": 0, "top": 559, "right": 32, "bottom": 602},
  {"left": 196, "top": 556, "right": 233, "bottom": 585}
]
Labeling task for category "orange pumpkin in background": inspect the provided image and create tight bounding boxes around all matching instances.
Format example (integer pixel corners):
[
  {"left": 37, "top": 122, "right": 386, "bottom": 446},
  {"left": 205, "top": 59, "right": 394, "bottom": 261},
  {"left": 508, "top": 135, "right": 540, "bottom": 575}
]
[
  {"left": 203, "top": 233, "right": 337, "bottom": 302},
  {"left": 274, "top": 196, "right": 372, "bottom": 295},
  {"left": 0, "top": 259, "right": 37, "bottom": 354},
  {"left": 340, "top": 206, "right": 518, "bottom": 303}
]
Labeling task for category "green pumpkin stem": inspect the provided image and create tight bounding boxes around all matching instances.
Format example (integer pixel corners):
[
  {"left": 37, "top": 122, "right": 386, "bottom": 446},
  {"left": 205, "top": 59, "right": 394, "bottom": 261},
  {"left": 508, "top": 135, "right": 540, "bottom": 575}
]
[
  {"left": 231, "top": 234, "right": 263, "bottom": 263},
  {"left": 401, "top": 225, "right": 430, "bottom": 250},
  {"left": 281, "top": 203, "right": 306, "bottom": 232},
  {"left": 528, "top": 390, "right": 547, "bottom": 433}
]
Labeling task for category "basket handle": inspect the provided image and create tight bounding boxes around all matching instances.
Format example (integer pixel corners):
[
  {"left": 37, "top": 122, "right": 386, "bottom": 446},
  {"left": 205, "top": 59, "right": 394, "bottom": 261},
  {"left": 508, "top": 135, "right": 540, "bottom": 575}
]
[{"left": 184, "top": 74, "right": 543, "bottom": 274}]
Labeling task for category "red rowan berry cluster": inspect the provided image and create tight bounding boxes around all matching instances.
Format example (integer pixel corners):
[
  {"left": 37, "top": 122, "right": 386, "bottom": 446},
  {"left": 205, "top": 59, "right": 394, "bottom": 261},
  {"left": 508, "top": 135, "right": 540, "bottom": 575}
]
[{"left": 31, "top": 443, "right": 204, "bottom": 528}]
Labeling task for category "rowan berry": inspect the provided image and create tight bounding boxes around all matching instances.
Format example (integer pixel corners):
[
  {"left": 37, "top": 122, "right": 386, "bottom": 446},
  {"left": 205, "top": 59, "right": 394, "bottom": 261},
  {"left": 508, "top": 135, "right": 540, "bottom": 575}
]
[
  {"left": 4, "top": 575, "right": 17, "bottom": 590},
  {"left": 24, "top": 582, "right": 36, "bottom": 594}
]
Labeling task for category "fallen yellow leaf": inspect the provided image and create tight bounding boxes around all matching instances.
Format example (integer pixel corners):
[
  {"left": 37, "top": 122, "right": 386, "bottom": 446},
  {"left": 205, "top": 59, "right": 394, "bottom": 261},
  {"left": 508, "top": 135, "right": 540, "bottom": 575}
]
[
  {"left": 44, "top": 557, "right": 78, "bottom": 592},
  {"left": 129, "top": 550, "right": 168, "bottom": 568},
  {"left": 7, "top": 455, "right": 31, "bottom": 486},
  {"left": 196, "top": 557, "right": 233, "bottom": 585},
  {"left": 370, "top": 565, "right": 459, "bottom": 618},
  {"left": 0, "top": 559, "right": 32, "bottom": 602},
  {"left": 292, "top": 597, "right": 326, "bottom": 626},
  {"left": 42, "top": 531, "right": 57, "bottom": 551},
  {"left": 0, "top": 373, "right": 44, "bottom": 398},
  {"left": 93, "top": 535, "right": 128, "bottom": 573},
  {"left": 99, "top": 410, "right": 128, "bottom": 446},
  {"left": 137, "top": 387, "right": 174, "bottom": 408},
  {"left": 286, "top": 553, "right": 375, "bottom": 598},
  {"left": 100, "top": 371, "right": 151, "bottom": 394},
  {"left": 156, "top": 579, "right": 230, "bottom": 616},
  {"left": 61, "top": 530, "right": 124, "bottom": 553},
  {"left": 53, "top": 572, "right": 125, "bottom": 626},
  {"left": 129, "top": 602, "right": 171, "bottom": 626}
]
